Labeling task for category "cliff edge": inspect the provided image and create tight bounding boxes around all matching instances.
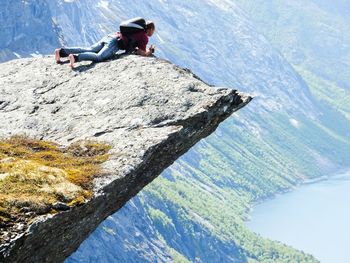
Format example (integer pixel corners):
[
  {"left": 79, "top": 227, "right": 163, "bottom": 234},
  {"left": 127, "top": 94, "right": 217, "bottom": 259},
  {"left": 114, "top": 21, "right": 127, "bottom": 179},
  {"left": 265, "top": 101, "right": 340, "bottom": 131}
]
[{"left": 0, "top": 55, "right": 251, "bottom": 262}]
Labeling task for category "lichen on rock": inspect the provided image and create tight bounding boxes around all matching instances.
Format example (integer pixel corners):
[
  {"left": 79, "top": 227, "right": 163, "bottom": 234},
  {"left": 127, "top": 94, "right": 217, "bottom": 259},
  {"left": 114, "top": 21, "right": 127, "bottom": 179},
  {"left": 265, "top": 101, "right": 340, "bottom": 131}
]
[{"left": 0, "top": 136, "right": 111, "bottom": 242}]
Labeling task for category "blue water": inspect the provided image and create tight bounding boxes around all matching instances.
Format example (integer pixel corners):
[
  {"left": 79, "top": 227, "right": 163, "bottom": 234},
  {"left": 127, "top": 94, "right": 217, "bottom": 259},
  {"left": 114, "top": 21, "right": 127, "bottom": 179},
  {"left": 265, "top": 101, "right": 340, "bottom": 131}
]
[{"left": 246, "top": 170, "right": 350, "bottom": 263}]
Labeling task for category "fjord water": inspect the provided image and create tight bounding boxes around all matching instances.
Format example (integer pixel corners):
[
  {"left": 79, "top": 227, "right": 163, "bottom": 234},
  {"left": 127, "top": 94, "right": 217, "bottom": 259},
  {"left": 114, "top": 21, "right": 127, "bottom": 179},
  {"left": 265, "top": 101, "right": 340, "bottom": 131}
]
[{"left": 246, "top": 170, "right": 350, "bottom": 263}]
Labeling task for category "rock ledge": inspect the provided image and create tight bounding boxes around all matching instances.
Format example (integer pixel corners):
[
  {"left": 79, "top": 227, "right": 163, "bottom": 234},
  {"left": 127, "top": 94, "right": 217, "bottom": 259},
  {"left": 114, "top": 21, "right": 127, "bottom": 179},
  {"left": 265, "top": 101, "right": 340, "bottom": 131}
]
[{"left": 0, "top": 55, "right": 251, "bottom": 262}]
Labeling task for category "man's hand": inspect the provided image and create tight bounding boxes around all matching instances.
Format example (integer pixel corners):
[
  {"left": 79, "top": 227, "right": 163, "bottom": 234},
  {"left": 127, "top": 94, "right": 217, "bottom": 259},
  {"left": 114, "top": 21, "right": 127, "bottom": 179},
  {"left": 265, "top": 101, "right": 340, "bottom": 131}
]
[
  {"left": 136, "top": 45, "right": 155, "bottom": 57},
  {"left": 145, "top": 45, "right": 155, "bottom": 56}
]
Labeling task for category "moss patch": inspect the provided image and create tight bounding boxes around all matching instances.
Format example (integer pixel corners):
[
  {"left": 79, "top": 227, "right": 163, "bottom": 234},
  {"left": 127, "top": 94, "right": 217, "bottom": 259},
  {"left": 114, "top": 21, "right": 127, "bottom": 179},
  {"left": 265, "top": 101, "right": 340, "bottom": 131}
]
[{"left": 0, "top": 136, "right": 111, "bottom": 229}]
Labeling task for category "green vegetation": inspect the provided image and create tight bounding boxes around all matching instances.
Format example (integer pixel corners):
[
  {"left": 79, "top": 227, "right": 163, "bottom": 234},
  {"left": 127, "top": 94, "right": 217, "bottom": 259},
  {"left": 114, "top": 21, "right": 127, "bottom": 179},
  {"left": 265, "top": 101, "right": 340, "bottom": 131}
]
[
  {"left": 0, "top": 136, "right": 111, "bottom": 227},
  {"left": 102, "top": 226, "right": 117, "bottom": 236},
  {"left": 141, "top": 108, "right": 346, "bottom": 262},
  {"left": 168, "top": 248, "right": 191, "bottom": 263},
  {"left": 294, "top": 66, "right": 350, "bottom": 120},
  {"left": 148, "top": 207, "right": 176, "bottom": 231}
]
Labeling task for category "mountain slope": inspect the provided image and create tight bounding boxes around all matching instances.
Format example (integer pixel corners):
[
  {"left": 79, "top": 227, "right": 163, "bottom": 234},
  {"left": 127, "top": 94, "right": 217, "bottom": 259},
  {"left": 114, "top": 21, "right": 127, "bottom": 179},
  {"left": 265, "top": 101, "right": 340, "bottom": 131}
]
[
  {"left": 0, "top": 0, "right": 62, "bottom": 62},
  {"left": 235, "top": 0, "right": 350, "bottom": 120}
]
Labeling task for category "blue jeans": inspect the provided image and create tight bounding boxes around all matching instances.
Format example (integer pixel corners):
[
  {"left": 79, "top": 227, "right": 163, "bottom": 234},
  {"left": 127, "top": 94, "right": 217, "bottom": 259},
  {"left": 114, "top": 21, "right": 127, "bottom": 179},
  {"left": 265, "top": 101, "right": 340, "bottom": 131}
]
[{"left": 61, "top": 34, "right": 119, "bottom": 62}]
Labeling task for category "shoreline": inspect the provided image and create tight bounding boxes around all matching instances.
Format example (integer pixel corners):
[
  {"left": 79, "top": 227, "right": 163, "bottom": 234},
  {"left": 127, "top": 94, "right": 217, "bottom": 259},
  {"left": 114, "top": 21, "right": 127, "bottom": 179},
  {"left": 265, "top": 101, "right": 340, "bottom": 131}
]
[
  {"left": 243, "top": 166, "right": 350, "bottom": 262},
  {"left": 245, "top": 166, "right": 350, "bottom": 221}
]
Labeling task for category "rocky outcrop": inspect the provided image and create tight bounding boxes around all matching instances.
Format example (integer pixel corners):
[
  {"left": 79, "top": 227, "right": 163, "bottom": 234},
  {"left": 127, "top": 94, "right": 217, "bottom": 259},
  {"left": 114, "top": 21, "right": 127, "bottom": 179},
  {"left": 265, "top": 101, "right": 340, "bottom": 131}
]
[{"left": 0, "top": 55, "right": 251, "bottom": 262}]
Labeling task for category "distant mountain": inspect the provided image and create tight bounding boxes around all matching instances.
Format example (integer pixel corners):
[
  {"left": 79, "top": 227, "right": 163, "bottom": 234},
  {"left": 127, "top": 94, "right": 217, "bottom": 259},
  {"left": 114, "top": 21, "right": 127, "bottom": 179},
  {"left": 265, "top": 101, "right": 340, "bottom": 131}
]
[
  {"left": 0, "top": 0, "right": 63, "bottom": 62},
  {"left": 235, "top": 0, "right": 350, "bottom": 119}
]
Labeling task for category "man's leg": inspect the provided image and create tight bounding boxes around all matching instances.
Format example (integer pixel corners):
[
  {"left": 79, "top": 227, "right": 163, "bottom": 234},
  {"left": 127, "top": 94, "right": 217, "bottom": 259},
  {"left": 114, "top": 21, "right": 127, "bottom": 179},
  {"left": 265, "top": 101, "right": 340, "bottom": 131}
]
[
  {"left": 55, "top": 37, "right": 106, "bottom": 63},
  {"left": 72, "top": 37, "right": 119, "bottom": 63},
  {"left": 95, "top": 37, "right": 119, "bottom": 61},
  {"left": 60, "top": 42, "right": 104, "bottom": 56}
]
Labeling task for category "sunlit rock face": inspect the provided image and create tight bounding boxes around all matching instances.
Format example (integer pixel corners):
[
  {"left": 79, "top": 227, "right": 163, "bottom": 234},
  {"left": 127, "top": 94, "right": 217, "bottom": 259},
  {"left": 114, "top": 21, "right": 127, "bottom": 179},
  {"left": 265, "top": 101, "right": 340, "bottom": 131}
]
[{"left": 0, "top": 55, "right": 250, "bottom": 262}]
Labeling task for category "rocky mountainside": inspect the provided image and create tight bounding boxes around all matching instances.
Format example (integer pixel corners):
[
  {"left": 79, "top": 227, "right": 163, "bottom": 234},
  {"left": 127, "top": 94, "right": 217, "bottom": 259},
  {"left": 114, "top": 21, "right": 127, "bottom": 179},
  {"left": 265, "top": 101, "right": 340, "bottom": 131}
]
[
  {"left": 235, "top": 0, "right": 350, "bottom": 120},
  {"left": 0, "top": 55, "right": 250, "bottom": 262},
  {"left": 235, "top": 0, "right": 350, "bottom": 90},
  {"left": 0, "top": 0, "right": 63, "bottom": 62}
]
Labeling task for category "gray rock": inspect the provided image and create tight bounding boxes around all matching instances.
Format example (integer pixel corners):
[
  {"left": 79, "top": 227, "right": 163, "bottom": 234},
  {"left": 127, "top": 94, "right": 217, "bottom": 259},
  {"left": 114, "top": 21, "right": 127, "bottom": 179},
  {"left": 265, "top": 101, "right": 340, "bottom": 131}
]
[
  {"left": 52, "top": 203, "right": 70, "bottom": 212},
  {"left": 0, "top": 55, "right": 251, "bottom": 262}
]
